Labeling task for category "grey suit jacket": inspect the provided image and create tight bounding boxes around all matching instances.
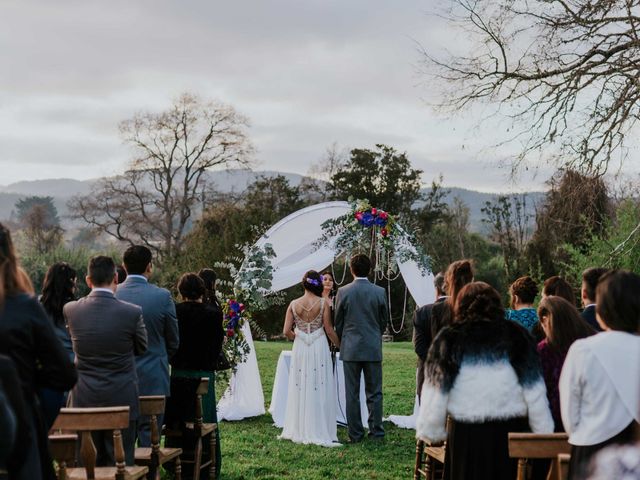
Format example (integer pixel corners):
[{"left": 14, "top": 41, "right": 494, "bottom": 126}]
[
  {"left": 65, "top": 291, "right": 147, "bottom": 419},
  {"left": 116, "top": 277, "right": 179, "bottom": 396},
  {"left": 335, "top": 278, "right": 388, "bottom": 362}
]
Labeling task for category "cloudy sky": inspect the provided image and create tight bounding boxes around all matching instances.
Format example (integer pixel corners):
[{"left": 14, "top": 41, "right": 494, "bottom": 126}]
[{"left": 0, "top": 0, "right": 561, "bottom": 191}]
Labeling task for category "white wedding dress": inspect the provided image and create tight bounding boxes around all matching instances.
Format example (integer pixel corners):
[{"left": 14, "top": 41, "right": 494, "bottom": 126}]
[
  {"left": 279, "top": 298, "right": 341, "bottom": 447},
  {"left": 217, "top": 321, "right": 266, "bottom": 420}
]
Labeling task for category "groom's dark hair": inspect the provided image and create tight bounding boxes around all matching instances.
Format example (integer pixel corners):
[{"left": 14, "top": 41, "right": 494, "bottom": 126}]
[{"left": 350, "top": 254, "right": 371, "bottom": 278}]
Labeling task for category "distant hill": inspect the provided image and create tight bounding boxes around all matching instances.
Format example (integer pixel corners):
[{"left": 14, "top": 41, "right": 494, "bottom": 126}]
[{"left": 0, "top": 170, "right": 546, "bottom": 232}]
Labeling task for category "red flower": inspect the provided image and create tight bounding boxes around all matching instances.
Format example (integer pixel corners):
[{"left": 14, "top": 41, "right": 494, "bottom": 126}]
[
  {"left": 239, "top": 303, "right": 245, "bottom": 311},
  {"left": 381, "top": 227, "right": 388, "bottom": 237},
  {"left": 371, "top": 208, "right": 377, "bottom": 215},
  {"left": 355, "top": 212, "right": 363, "bottom": 220},
  {"left": 379, "top": 211, "right": 388, "bottom": 220},
  {"left": 226, "top": 329, "right": 234, "bottom": 337}
]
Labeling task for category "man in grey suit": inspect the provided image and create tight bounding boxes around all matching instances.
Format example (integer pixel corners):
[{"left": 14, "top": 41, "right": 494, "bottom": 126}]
[
  {"left": 335, "top": 254, "right": 389, "bottom": 442},
  {"left": 116, "top": 245, "right": 179, "bottom": 446},
  {"left": 65, "top": 256, "right": 147, "bottom": 465}
]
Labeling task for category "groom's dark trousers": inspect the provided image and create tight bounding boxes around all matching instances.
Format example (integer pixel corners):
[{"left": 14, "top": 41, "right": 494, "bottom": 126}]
[
  {"left": 343, "top": 361, "right": 384, "bottom": 439},
  {"left": 335, "top": 277, "right": 389, "bottom": 441}
]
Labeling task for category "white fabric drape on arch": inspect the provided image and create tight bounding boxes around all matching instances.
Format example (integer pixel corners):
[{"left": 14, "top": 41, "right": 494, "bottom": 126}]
[{"left": 217, "top": 201, "right": 435, "bottom": 421}]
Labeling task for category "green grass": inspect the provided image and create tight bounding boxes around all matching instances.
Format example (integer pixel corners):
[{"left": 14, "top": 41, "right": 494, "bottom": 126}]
[{"left": 215, "top": 341, "right": 418, "bottom": 480}]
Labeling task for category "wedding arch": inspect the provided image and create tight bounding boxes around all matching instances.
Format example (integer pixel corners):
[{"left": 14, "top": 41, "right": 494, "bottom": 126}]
[{"left": 218, "top": 200, "right": 434, "bottom": 422}]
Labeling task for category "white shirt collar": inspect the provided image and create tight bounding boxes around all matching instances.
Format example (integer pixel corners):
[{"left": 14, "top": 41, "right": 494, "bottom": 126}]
[
  {"left": 585, "top": 303, "right": 596, "bottom": 308},
  {"left": 354, "top": 277, "right": 369, "bottom": 281},
  {"left": 127, "top": 274, "right": 148, "bottom": 282},
  {"left": 92, "top": 288, "right": 114, "bottom": 294}
]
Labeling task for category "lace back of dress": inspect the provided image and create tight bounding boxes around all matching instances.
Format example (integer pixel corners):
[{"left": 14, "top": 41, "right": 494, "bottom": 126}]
[{"left": 292, "top": 298, "right": 324, "bottom": 334}]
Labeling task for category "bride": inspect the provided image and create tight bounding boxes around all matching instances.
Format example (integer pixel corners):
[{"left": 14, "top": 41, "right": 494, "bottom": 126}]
[{"left": 279, "top": 270, "right": 341, "bottom": 446}]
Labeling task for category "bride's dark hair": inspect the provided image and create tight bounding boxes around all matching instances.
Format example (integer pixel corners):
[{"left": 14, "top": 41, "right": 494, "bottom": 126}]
[{"left": 302, "top": 270, "right": 324, "bottom": 297}]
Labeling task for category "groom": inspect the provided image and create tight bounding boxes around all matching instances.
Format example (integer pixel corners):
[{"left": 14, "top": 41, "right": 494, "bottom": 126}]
[{"left": 335, "top": 254, "right": 389, "bottom": 442}]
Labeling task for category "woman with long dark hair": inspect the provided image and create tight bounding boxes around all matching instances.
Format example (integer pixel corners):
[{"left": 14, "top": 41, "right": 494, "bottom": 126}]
[
  {"left": 41, "top": 262, "right": 77, "bottom": 359},
  {"left": 0, "top": 223, "right": 76, "bottom": 480},
  {"left": 542, "top": 276, "right": 576, "bottom": 306},
  {"left": 418, "top": 281, "right": 553, "bottom": 480},
  {"left": 429, "top": 259, "right": 474, "bottom": 339},
  {"left": 536, "top": 296, "right": 595, "bottom": 431},
  {"left": 39, "top": 262, "right": 77, "bottom": 428}
]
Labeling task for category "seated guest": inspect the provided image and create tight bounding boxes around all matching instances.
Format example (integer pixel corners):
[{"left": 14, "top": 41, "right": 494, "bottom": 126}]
[
  {"left": 536, "top": 296, "right": 595, "bottom": 431},
  {"left": 542, "top": 276, "right": 576, "bottom": 306},
  {"left": 0, "top": 223, "right": 77, "bottom": 480},
  {"left": 560, "top": 270, "right": 640, "bottom": 479},
  {"left": 65, "top": 256, "right": 148, "bottom": 465},
  {"left": 413, "top": 271, "right": 447, "bottom": 400},
  {"left": 417, "top": 282, "right": 553, "bottom": 480},
  {"left": 39, "top": 262, "right": 77, "bottom": 428},
  {"left": 506, "top": 276, "right": 539, "bottom": 332},
  {"left": 167, "top": 273, "right": 224, "bottom": 479},
  {"left": 580, "top": 267, "right": 608, "bottom": 331}
]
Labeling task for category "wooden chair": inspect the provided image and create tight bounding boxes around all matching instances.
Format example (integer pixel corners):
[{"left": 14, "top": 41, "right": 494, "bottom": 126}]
[
  {"left": 507, "top": 433, "right": 570, "bottom": 480},
  {"left": 164, "top": 378, "right": 217, "bottom": 480},
  {"left": 134, "top": 396, "right": 182, "bottom": 480},
  {"left": 557, "top": 453, "right": 570, "bottom": 480},
  {"left": 49, "top": 434, "right": 78, "bottom": 480},
  {"left": 414, "top": 438, "right": 446, "bottom": 480},
  {"left": 51, "top": 406, "right": 148, "bottom": 480}
]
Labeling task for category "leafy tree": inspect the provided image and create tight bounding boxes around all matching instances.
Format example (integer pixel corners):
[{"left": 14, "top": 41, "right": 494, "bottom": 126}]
[
  {"left": 14, "top": 196, "right": 63, "bottom": 253},
  {"left": 527, "top": 169, "right": 610, "bottom": 277},
  {"left": 329, "top": 144, "right": 423, "bottom": 218},
  {"left": 481, "top": 194, "right": 531, "bottom": 282},
  {"left": 562, "top": 199, "right": 640, "bottom": 282},
  {"left": 242, "top": 175, "right": 308, "bottom": 231},
  {"left": 70, "top": 92, "right": 253, "bottom": 260}
]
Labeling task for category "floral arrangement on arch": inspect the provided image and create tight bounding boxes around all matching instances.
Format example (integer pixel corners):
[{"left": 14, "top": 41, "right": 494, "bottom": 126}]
[
  {"left": 318, "top": 199, "right": 431, "bottom": 277},
  {"left": 220, "top": 297, "right": 251, "bottom": 369},
  {"left": 214, "top": 242, "right": 282, "bottom": 374}
]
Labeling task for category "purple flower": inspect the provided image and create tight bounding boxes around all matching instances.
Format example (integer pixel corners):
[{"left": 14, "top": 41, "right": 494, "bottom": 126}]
[
  {"left": 361, "top": 211, "right": 375, "bottom": 227},
  {"left": 375, "top": 216, "right": 388, "bottom": 227}
]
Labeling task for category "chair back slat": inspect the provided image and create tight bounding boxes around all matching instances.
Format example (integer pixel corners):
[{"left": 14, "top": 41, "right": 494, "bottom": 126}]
[
  {"left": 139, "top": 396, "right": 166, "bottom": 416},
  {"left": 52, "top": 407, "right": 130, "bottom": 431},
  {"left": 196, "top": 378, "right": 209, "bottom": 396},
  {"left": 508, "top": 433, "right": 571, "bottom": 459}
]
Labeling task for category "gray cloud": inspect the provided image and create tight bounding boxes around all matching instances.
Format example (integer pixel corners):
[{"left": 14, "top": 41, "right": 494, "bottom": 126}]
[{"left": 0, "top": 0, "right": 557, "bottom": 190}]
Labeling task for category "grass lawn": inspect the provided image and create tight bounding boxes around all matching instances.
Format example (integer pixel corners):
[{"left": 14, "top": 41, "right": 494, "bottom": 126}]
[{"left": 215, "top": 341, "right": 418, "bottom": 480}]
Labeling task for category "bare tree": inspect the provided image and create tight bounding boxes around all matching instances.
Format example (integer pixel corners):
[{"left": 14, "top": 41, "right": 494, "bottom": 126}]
[
  {"left": 302, "top": 143, "right": 348, "bottom": 200},
  {"left": 422, "top": 0, "right": 640, "bottom": 173},
  {"left": 70, "top": 93, "right": 253, "bottom": 259}
]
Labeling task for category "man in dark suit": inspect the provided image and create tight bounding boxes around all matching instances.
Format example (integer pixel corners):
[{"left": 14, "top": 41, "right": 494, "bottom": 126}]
[
  {"left": 335, "top": 254, "right": 389, "bottom": 442},
  {"left": 116, "top": 245, "right": 179, "bottom": 446},
  {"left": 65, "top": 256, "right": 147, "bottom": 465},
  {"left": 580, "top": 267, "right": 608, "bottom": 332},
  {"left": 413, "top": 272, "right": 447, "bottom": 400}
]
